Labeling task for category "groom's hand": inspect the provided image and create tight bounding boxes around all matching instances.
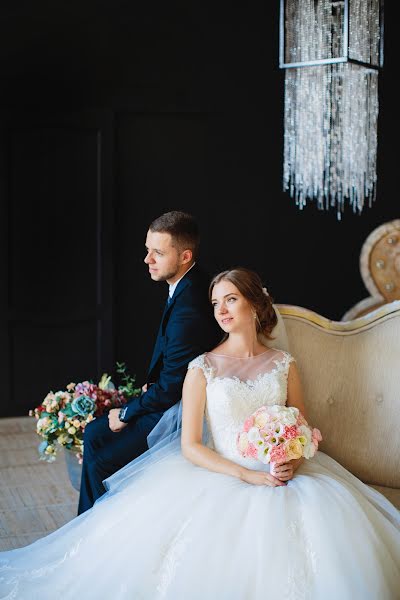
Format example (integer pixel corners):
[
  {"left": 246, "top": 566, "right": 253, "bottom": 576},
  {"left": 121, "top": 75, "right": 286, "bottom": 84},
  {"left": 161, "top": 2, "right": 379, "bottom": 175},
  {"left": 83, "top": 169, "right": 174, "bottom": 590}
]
[
  {"left": 142, "top": 382, "right": 154, "bottom": 393},
  {"left": 108, "top": 408, "right": 128, "bottom": 433}
]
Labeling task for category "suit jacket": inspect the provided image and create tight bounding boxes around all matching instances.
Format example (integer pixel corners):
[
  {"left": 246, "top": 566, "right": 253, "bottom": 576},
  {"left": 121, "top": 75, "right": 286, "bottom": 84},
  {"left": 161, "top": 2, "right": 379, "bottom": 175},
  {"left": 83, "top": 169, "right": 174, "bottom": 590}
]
[{"left": 123, "top": 264, "right": 221, "bottom": 421}]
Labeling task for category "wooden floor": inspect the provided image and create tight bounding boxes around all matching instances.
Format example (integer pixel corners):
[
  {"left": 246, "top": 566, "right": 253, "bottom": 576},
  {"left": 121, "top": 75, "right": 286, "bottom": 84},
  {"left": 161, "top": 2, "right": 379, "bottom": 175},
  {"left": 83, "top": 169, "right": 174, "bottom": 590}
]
[{"left": 0, "top": 416, "right": 79, "bottom": 551}]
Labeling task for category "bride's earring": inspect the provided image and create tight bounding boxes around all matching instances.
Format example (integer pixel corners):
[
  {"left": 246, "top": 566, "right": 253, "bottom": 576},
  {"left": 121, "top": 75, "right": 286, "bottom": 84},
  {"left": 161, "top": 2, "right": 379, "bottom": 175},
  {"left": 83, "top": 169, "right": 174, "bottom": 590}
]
[{"left": 253, "top": 311, "right": 261, "bottom": 328}]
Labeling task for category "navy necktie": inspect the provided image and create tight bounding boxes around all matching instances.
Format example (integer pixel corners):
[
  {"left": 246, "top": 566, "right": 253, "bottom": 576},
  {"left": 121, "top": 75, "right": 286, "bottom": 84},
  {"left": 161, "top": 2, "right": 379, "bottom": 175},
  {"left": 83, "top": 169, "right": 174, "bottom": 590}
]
[{"left": 167, "top": 295, "right": 172, "bottom": 306}]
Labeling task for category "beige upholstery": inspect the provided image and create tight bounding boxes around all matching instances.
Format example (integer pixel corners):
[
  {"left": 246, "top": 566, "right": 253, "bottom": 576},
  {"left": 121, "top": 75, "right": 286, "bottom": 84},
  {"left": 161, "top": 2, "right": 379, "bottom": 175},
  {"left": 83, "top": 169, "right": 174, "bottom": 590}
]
[{"left": 273, "top": 301, "right": 400, "bottom": 510}]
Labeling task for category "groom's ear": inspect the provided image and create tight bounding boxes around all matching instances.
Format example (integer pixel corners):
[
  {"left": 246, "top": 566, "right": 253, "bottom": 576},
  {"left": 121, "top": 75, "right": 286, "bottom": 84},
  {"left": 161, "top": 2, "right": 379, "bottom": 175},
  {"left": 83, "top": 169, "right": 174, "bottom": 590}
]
[{"left": 181, "top": 249, "right": 193, "bottom": 264}]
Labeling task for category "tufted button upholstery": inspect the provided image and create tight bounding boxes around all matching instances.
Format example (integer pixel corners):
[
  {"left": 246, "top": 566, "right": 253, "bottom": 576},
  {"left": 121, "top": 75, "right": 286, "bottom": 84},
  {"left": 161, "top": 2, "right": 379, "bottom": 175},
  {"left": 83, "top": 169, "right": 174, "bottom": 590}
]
[
  {"left": 342, "top": 219, "right": 400, "bottom": 320},
  {"left": 274, "top": 301, "right": 400, "bottom": 509}
]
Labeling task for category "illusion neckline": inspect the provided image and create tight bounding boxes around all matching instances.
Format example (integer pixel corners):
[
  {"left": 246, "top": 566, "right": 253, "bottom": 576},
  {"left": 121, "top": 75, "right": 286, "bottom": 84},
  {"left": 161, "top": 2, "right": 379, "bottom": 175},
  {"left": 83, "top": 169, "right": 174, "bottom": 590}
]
[{"left": 208, "top": 349, "right": 274, "bottom": 360}]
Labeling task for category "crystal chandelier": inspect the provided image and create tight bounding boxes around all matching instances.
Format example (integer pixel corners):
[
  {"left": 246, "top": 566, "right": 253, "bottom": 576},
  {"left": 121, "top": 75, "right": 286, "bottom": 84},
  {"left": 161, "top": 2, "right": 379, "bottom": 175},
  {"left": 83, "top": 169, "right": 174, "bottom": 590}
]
[{"left": 279, "top": 0, "right": 384, "bottom": 219}]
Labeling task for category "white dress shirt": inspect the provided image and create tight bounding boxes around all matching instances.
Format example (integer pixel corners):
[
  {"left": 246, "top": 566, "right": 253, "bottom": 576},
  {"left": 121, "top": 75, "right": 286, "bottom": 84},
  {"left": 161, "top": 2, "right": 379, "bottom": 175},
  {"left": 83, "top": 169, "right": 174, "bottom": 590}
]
[{"left": 168, "top": 262, "right": 196, "bottom": 301}]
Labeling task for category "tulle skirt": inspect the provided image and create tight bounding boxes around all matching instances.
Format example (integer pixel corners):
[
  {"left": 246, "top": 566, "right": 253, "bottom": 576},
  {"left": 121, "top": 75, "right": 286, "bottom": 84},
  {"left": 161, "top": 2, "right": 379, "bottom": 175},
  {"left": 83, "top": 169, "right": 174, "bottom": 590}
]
[{"left": 0, "top": 448, "right": 399, "bottom": 600}]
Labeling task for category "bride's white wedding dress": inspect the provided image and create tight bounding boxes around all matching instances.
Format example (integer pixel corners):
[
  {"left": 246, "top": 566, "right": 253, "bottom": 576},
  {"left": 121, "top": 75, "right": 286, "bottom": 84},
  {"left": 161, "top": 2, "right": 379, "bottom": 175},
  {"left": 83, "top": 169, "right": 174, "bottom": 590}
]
[{"left": 1, "top": 349, "right": 399, "bottom": 599}]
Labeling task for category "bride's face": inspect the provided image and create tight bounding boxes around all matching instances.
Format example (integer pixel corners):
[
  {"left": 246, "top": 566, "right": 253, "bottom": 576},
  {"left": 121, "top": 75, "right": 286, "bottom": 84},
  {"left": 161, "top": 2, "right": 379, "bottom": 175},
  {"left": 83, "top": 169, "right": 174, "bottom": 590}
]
[{"left": 211, "top": 280, "right": 255, "bottom": 334}]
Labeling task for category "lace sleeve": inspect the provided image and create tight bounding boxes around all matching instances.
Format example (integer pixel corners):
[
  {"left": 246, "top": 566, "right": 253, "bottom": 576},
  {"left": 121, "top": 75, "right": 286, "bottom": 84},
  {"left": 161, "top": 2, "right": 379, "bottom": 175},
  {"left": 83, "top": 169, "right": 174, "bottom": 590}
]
[
  {"left": 187, "top": 353, "right": 212, "bottom": 382},
  {"left": 275, "top": 350, "right": 296, "bottom": 376},
  {"left": 284, "top": 351, "right": 296, "bottom": 371}
]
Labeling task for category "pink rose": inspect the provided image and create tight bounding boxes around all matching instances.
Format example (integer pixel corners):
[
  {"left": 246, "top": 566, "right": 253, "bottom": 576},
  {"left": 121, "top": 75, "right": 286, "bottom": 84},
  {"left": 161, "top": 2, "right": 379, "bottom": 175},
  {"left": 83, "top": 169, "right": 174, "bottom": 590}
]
[
  {"left": 312, "top": 428, "right": 322, "bottom": 445},
  {"left": 243, "top": 416, "right": 255, "bottom": 432}
]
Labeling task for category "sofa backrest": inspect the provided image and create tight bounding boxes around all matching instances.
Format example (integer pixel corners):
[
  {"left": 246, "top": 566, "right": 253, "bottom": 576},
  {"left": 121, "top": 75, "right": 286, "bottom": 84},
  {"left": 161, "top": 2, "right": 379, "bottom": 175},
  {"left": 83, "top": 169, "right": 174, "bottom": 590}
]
[{"left": 274, "top": 301, "right": 400, "bottom": 488}]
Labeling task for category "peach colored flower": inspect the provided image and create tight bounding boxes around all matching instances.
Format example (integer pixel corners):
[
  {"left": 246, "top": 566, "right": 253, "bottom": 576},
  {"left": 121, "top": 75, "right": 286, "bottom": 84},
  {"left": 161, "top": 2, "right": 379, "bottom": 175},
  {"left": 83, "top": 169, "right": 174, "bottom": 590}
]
[
  {"left": 284, "top": 438, "right": 303, "bottom": 460},
  {"left": 254, "top": 412, "right": 268, "bottom": 428}
]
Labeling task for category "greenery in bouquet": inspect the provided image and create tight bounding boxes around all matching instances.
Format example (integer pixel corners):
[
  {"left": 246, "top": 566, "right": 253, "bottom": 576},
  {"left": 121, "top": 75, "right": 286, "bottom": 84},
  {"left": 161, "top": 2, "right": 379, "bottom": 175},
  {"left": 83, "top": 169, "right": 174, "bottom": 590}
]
[{"left": 29, "top": 362, "right": 141, "bottom": 463}]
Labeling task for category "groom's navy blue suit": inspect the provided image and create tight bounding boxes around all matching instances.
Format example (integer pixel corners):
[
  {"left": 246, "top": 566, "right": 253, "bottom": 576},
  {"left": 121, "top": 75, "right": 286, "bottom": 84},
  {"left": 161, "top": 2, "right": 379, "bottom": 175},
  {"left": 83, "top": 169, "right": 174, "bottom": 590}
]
[{"left": 78, "top": 264, "right": 220, "bottom": 514}]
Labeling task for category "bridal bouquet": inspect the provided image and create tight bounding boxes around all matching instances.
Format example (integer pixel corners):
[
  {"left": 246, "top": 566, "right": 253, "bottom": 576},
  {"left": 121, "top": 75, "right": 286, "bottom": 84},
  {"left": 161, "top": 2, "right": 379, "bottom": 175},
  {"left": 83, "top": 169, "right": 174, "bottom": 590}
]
[
  {"left": 29, "top": 362, "right": 141, "bottom": 463},
  {"left": 237, "top": 405, "right": 322, "bottom": 474}
]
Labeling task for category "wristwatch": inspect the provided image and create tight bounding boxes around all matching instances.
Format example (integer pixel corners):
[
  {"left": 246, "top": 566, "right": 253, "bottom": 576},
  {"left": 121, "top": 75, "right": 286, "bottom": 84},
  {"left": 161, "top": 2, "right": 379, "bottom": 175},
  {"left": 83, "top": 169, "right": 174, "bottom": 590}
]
[{"left": 118, "top": 406, "right": 129, "bottom": 423}]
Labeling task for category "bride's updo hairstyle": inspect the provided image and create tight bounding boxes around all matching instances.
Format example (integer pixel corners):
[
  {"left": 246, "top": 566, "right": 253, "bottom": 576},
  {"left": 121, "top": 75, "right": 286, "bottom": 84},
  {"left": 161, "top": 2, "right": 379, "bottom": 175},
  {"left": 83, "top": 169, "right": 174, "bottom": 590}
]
[{"left": 209, "top": 267, "right": 278, "bottom": 339}]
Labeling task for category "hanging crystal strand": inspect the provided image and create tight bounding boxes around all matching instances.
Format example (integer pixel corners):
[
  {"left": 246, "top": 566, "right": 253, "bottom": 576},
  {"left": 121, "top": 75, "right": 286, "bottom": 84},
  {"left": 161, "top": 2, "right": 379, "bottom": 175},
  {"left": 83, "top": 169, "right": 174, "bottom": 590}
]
[
  {"left": 284, "top": 66, "right": 331, "bottom": 211},
  {"left": 349, "top": 0, "right": 380, "bottom": 65},
  {"left": 281, "top": 0, "right": 382, "bottom": 218}
]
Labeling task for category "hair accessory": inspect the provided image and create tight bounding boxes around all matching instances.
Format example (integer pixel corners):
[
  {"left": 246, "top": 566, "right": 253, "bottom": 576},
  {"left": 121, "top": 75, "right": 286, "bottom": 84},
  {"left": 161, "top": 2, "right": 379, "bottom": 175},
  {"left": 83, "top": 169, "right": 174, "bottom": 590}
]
[{"left": 262, "top": 287, "right": 269, "bottom": 297}]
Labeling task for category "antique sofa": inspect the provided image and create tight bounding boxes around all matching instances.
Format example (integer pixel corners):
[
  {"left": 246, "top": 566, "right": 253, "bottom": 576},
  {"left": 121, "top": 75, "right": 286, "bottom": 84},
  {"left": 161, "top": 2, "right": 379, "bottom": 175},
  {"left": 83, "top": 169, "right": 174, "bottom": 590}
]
[
  {"left": 341, "top": 218, "right": 400, "bottom": 320},
  {"left": 264, "top": 301, "right": 400, "bottom": 510}
]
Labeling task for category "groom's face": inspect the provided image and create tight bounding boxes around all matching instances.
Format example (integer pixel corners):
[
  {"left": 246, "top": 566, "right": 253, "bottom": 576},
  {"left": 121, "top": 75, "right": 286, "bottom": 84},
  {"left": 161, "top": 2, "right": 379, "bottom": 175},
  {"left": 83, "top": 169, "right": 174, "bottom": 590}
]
[{"left": 144, "top": 230, "right": 183, "bottom": 283}]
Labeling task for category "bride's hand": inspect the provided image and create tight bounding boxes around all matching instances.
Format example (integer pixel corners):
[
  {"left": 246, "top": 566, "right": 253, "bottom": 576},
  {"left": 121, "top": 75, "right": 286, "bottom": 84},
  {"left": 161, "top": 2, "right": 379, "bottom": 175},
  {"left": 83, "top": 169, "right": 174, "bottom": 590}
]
[
  {"left": 240, "top": 468, "right": 287, "bottom": 487},
  {"left": 273, "top": 458, "right": 304, "bottom": 482}
]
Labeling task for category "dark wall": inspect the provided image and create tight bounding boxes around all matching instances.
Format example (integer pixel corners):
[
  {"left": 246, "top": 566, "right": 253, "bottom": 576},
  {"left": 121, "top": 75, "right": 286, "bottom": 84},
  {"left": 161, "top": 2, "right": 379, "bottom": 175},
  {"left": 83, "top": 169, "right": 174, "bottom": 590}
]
[{"left": 0, "top": 1, "right": 398, "bottom": 415}]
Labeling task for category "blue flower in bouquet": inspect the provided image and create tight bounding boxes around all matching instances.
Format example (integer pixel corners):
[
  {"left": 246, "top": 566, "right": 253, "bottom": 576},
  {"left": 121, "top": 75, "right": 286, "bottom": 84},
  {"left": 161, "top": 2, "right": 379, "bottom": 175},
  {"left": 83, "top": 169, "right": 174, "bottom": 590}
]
[
  {"left": 38, "top": 440, "right": 48, "bottom": 456},
  {"left": 30, "top": 362, "right": 141, "bottom": 462},
  {"left": 71, "top": 395, "right": 96, "bottom": 417}
]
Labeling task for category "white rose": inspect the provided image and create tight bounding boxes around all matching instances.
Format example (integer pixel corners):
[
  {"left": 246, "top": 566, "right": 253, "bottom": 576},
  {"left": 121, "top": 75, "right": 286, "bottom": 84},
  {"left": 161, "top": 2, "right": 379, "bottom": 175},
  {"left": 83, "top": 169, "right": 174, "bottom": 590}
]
[
  {"left": 37, "top": 417, "right": 49, "bottom": 430},
  {"left": 247, "top": 427, "right": 261, "bottom": 443},
  {"left": 238, "top": 432, "right": 249, "bottom": 453},
  {"left": 268, "top": 405, "right": 298, "bottom": 426}
]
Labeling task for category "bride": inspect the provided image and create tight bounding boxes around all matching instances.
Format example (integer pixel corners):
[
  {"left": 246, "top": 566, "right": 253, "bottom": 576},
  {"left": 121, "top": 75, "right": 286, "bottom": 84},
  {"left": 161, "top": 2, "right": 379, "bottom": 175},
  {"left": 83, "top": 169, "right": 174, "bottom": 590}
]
[{"left": 0, "top": 267, "right": 399, "bottom": 599}]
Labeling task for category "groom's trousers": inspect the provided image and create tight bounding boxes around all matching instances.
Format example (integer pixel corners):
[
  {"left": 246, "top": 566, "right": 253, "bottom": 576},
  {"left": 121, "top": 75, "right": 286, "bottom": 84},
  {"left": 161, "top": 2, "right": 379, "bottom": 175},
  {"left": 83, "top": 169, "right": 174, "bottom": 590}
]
[{"left": 77, "top": 410, "right": 163, "bottom": 515}]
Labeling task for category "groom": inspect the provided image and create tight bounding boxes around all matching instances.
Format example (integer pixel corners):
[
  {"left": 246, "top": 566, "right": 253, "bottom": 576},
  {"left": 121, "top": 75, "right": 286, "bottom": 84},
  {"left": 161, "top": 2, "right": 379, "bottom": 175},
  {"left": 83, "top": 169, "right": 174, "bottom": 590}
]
[{"left": 78, "top": 210, "right": 220, "bottom": 514}]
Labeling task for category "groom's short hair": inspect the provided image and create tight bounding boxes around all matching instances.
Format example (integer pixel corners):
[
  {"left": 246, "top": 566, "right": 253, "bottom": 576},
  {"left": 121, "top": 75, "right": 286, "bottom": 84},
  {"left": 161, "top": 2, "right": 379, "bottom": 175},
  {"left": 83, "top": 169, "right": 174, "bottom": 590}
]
[{"left": 149, "top": 211, "right": 200, "bottom": 259}]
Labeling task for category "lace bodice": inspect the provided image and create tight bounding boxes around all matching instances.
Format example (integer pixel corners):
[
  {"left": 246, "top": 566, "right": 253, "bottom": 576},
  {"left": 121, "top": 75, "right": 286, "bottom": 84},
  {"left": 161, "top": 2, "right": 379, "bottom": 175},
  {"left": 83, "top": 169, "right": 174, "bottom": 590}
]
[{"left": 188, "top": 349, "right": 295, "bottom": 469}]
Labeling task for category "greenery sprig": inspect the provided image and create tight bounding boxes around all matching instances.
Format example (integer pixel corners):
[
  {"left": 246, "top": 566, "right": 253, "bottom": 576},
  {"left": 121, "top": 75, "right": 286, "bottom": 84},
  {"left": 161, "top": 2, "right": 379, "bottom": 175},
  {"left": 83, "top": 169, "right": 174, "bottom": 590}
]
[{"left": 116, "top": 361, "right": 142, "bottom": 398}]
